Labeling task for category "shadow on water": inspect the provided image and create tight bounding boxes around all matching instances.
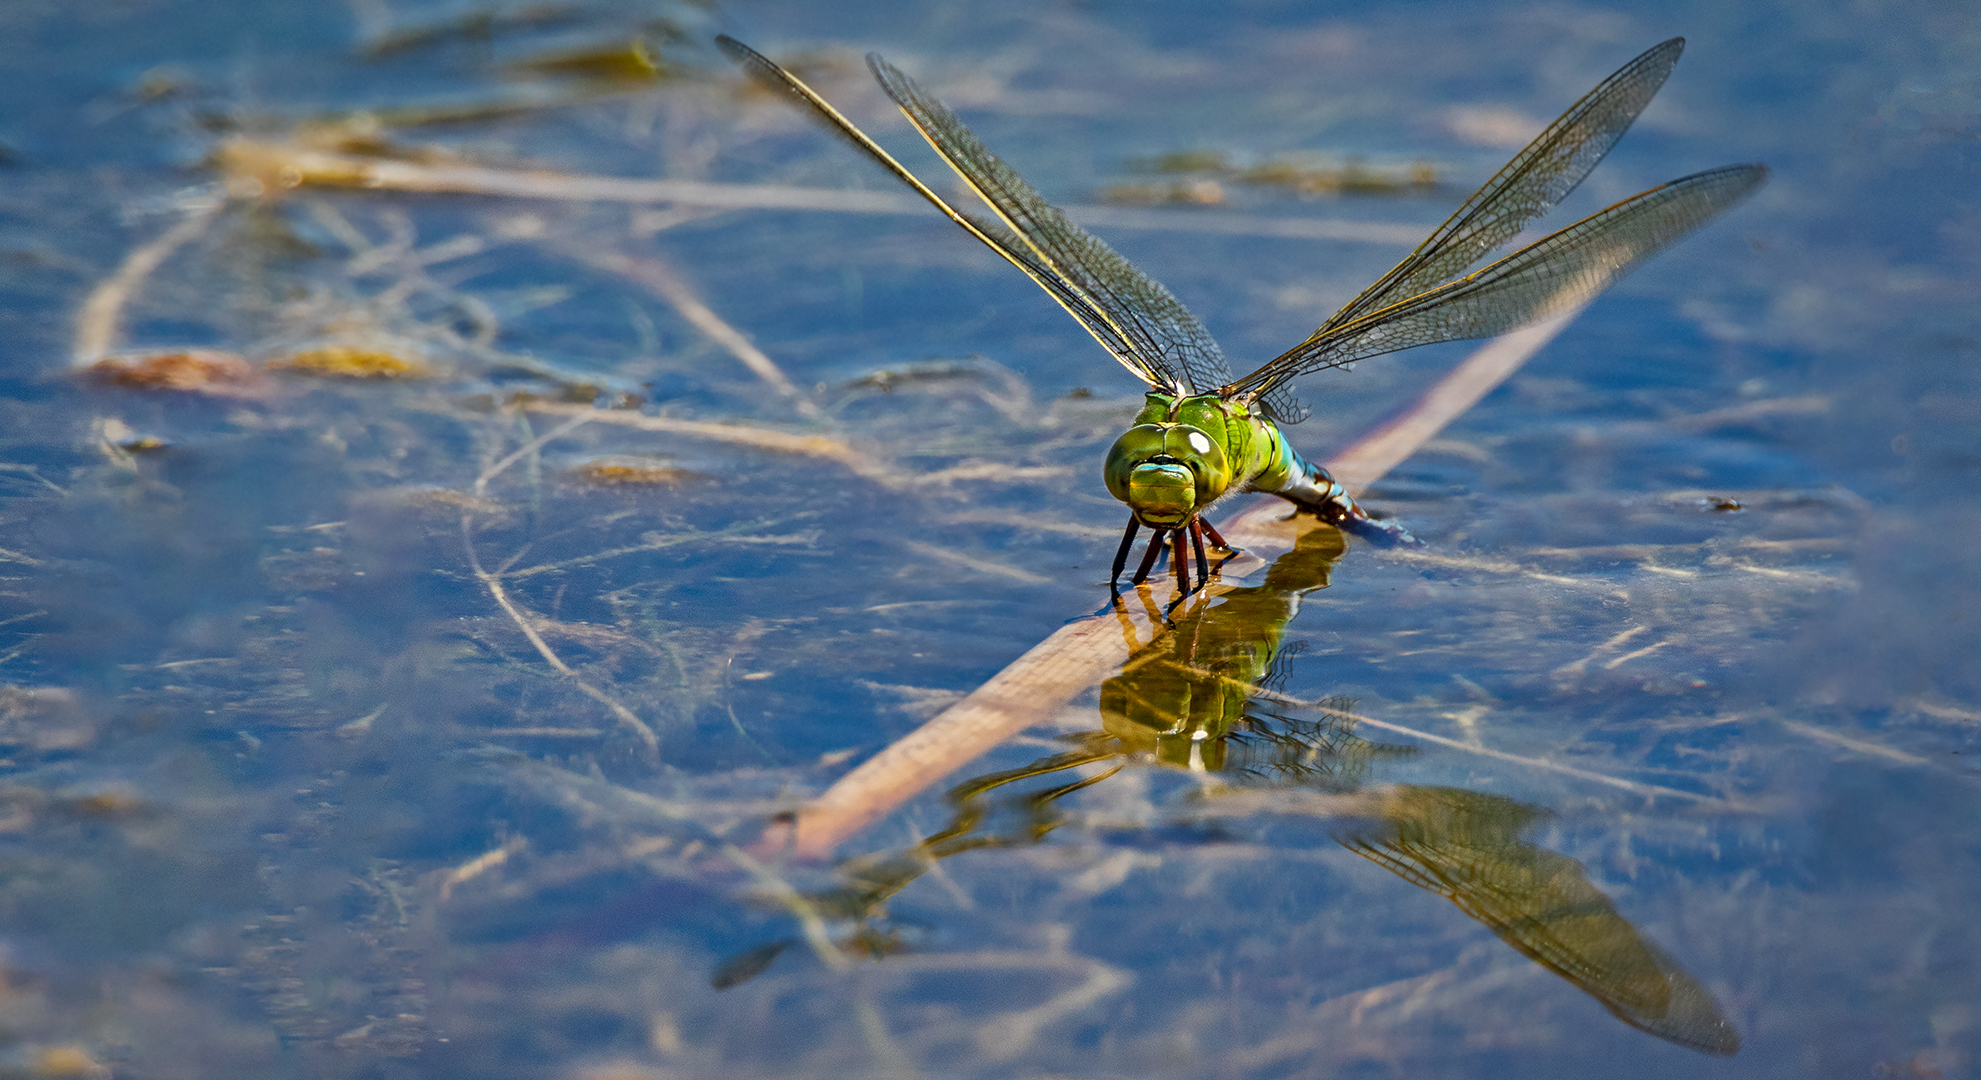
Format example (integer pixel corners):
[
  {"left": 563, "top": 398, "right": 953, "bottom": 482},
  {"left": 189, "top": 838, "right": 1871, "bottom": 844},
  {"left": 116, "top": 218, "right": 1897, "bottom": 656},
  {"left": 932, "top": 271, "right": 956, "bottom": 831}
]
[{"left": 720, "top": 523, "right": 1740, "bottom": 1057}]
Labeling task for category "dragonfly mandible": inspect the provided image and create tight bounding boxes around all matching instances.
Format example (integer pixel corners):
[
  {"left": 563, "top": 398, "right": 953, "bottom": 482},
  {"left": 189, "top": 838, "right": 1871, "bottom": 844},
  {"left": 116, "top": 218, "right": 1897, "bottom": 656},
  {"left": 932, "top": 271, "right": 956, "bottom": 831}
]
[{"left": 717, "top": 36, "right": 1766, "bottom": 594}]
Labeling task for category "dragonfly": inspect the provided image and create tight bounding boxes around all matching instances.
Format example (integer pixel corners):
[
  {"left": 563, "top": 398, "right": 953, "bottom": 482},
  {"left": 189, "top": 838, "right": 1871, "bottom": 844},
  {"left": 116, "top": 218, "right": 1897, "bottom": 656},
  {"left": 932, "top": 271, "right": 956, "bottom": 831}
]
[{"left": 717, "top": 35, "right": 1767, "bottom": 594}]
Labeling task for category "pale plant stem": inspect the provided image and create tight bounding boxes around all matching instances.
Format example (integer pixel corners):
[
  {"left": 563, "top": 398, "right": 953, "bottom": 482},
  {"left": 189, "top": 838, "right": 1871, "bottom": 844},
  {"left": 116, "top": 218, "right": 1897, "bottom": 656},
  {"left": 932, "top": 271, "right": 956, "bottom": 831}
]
[
  {"left": 519, "top": 401, "right": 904, "bottom": 487},
  {"left": 475, "top": 411, "right": 595, "bottom": 496},
  {"left": 72, "top": 200, "right": 227, "bottom": 366},
  {"left": 218, "top": 142, "right": 1428, "bottom": 244}
]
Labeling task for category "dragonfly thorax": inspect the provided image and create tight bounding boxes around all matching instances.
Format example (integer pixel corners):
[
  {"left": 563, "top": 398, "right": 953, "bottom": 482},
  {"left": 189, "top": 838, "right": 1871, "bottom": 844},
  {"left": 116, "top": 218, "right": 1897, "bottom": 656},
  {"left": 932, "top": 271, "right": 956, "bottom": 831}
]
[{"left": 1103, "top": 416, "right": 1234, "bottom": 528}]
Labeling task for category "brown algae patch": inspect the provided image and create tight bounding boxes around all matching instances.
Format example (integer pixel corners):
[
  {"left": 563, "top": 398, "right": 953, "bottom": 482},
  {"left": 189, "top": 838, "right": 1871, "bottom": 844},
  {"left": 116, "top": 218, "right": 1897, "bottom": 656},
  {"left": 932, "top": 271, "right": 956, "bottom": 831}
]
[{"left": 85, "top": 350, "right": 264, "bottom": 395}]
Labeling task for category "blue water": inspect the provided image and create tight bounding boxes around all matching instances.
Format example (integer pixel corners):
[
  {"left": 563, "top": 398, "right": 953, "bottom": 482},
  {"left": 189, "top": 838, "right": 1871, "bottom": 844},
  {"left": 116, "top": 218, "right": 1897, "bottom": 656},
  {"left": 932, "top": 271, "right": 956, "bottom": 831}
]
[{"left": 0, "top": 0, "right": 1977, "bottom": 1076}]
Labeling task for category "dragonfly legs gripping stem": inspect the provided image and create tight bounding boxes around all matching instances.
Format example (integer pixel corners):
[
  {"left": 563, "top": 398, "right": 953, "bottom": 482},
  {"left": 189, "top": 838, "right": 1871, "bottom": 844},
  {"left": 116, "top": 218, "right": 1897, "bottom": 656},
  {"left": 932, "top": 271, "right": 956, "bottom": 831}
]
[
  {"left": 1115, "top": 515, "right": 1219, "bottom": 596},
  {"left": 1199, "top": 518, "right": 1229, "bottom": 553}
]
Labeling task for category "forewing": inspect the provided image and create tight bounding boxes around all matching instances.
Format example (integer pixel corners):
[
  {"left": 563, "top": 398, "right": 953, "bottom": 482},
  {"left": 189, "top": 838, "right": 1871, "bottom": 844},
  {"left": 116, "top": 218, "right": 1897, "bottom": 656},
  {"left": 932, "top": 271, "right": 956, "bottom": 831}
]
[
  {"left": 1231, "top": 164, "right": 1768, "bottom": 403},
  {"left": 716, "top": 36, "right": 1157, "bottom": 387},
  {"left": 1324, "top": 39, "right": 1685, "bottom": 334},
  {"left": 868, "top": 55, "right": 1231, "bottom": 396},
  {"left": 1251, "top": 38, "right": 1686, "bottom": 422}
]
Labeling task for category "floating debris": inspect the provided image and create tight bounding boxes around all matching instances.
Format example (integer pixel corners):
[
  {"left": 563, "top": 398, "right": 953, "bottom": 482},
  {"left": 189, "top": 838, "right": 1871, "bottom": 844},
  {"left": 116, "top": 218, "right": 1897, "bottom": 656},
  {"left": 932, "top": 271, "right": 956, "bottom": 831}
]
[
  {"left": 841, "top": 362, "right": 985, "bottom": 394},
  {"left": 1108, "top": 150, "right": 1438, "bottom": 201},
  {"left": 84, "top": 350, "right": 263, "bottom": 395},
  {"left": 1238, "top": 157, "right": 1439, "bottom": 196},
  {"left": 270, "top": 345, "right": 432, "bottom": 379},
  {"left": 499, "top": 383, "right": 645, "bottom": 409},
  {"left": 359, "top": 2, "right": 581, "bottom": 57},
  {"left": 570, "top": 458, "right": 704, "bottom": 486},
  {"left": 30, "top": 1044, "right": 111, "bottom": 1079},
  {"left": 1098, "top": 179, "right": 1227, "bottom": 206},
  {"left": 506, "top": 36, "right": 664, "bottom": 82},
  {"left": 370, "top": 486, "right": 507, "bottom": 515},
  {"left": 1126, "top": 150, "right": 1232, "bottom": 175}
]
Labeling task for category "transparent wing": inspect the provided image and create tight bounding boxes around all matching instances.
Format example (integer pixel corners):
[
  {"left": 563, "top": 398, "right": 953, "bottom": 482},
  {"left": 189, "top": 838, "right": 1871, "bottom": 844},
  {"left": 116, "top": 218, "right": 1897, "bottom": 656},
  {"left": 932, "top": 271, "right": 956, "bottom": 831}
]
[
  {"left": 1256, "top": 38, "right": 1685, "bottom": 422},
  {"left": 1227, "top": 164, "right": 1768, "bottom": 404},
  {"left": 715, "top": 36, "right": 1170, "bottom": 388},
  {"left": 1325, "top": 38, "right": 1685, "bottom": 332},
  {"left": 868, "top": 54, "right": 1231, "bottom": 397}
]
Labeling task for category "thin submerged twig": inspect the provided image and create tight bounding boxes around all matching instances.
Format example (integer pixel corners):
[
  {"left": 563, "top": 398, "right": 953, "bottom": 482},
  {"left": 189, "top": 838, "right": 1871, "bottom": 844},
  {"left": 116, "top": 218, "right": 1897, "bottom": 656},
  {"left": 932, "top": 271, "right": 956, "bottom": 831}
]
[
  {"left": 72, "top": 200, "right": 228, "bottom": 366},
  {"left": 474, "top": 411, "right": 596, "bottom": 496},
  {"left": 519, "top": 401, "right": 904, "bottom": 488},
  {"left": 564, "top": 247, "right": 821, "bottom": 416},
  {"left": 463, "top": 518, "right": 660, "bottom": 753},
  {"left": 0, "top": 464, "right": 67, "bottom": 496},
  {"left": 461, "top": 412, "right": 660, "bottom": 753},
  {"left": 501, "top": 525, "right": 816, "bottom": 581}
]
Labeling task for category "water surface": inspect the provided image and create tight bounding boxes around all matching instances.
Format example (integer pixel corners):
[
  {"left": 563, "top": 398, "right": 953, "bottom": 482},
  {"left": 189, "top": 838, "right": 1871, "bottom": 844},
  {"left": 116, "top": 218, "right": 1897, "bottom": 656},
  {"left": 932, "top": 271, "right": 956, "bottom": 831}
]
[{"left": 0, "top": 0, "right": 1977, "bottom": 1076}]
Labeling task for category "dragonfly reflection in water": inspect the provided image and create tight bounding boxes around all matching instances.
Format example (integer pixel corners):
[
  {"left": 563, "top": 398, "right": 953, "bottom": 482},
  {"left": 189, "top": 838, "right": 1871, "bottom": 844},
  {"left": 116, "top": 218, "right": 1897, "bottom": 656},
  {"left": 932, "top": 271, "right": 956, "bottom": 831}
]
[
  {"left": 718, "top": 522, "right": 1741, "bottom": 1056},
  {"left": 718, "top": 36, "right": 1766, "bottom": 594}
]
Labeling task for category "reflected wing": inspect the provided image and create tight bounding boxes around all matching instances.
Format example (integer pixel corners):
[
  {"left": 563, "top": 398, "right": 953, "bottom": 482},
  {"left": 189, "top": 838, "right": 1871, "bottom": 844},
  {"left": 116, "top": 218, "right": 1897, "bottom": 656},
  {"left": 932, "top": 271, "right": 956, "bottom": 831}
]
[
  {"left": 1226, "top": 164, "right": 1768, "bottom": 405},
  {"left": 867, "top": 55, "right": 1231, "bottom": 397},
  {"left": 1344, "top": 786, "right": 1741, "bottom": 1056},
  {"left": 717, "top": 35, "right": 1219, "bottom": 395},
  {"left": 1251, "top": 39, "right": 1686, "bottom": 421}
]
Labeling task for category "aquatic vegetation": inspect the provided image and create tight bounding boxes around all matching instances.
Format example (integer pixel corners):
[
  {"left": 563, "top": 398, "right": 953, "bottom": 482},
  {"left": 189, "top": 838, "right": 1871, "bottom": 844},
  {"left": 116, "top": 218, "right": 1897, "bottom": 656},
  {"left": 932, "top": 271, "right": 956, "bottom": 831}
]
[
  {"left": 568, "top": 457, "right": 704, "bottom": 485},
  {"left": 503, "top": 36, "right": 665, "bottom": 82},
  {"left": 1107, "top": 151, "right": 1441, "bottom": 203},
  {"left": 270, "top": 344, "right": 434, "bottom": 379},
  {"left": 83, "top": 349, "right": 263, "bottom": 394}
]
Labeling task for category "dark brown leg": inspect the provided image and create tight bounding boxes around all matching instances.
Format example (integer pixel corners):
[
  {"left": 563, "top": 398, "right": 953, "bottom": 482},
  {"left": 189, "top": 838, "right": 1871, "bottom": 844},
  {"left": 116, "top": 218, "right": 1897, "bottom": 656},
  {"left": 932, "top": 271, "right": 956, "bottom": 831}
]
[
  {"left": 1190, "top": 518, "right": 1209, "bottom": 583},
  {"left": 1172, "top": 528, "right": 1190, "bottom": 594},
  {"left": 1131, "top": 528, "right": 1167, "bottom": 584},
  {"left": 1108, "top": 516, "right": 1139, "bottom": 586},
  {"left": 1200, "top": 519, "right": 1228, "bottom": 551}
]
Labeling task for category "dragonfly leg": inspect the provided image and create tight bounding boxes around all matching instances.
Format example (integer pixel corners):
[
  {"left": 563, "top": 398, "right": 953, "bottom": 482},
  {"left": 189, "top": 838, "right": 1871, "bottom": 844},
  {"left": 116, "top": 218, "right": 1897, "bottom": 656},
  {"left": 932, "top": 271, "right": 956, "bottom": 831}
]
[
  {"left": 1131, "top": 529, "right": 1168, "bottom": 584},
  {"left": 1172, "top": 528, "right": 1191, "bottom": 594},
  {"left": 1189, "top": 517, "right": 1209, "bottom": 583},
  {"left": 1199, "top": 518, "right": 1229, "bottom": 553},
  {"left": 1108, "top": 516, "right": 1140, "bottom": 586}
]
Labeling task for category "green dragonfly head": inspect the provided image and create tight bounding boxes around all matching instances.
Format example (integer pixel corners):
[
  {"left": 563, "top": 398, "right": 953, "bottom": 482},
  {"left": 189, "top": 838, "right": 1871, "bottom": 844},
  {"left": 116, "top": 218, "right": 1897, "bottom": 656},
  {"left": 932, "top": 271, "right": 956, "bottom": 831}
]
[{"left": 1103, "top": 401, "right": 1233, "bottom": 528}]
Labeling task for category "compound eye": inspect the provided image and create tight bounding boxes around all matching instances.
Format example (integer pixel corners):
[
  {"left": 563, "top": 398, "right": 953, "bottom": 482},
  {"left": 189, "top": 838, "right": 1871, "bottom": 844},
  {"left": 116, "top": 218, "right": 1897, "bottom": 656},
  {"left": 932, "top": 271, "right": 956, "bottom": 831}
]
[{"left": 1187, "top": 431, "right": 1213, "bottom": 455}]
